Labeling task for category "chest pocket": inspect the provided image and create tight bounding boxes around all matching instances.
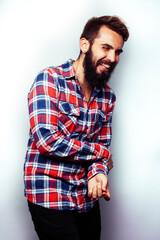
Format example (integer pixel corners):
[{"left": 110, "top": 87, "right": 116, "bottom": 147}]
[
  {"left": 89, "top": 109, "right": 108, "bottom": 138},
  {"left": 58, "top": 101, "right": 80, "bottom": 135}
]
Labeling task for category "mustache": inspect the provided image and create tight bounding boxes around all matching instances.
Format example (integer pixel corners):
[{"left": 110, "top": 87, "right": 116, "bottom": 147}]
[{"left": 97, "top": 59, "right": 112, "bottom": 66}]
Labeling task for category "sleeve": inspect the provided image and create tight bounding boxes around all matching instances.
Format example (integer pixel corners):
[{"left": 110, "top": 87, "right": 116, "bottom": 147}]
[
  {"left": 28, "top": 70, "right": 111, "bottom": 162},
  {"left": 87, "top": 91, "right": 116, "bottom": 180}
]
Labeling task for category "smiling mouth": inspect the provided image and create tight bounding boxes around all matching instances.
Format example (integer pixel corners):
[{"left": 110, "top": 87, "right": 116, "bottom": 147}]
[{"left": 101, "top": 63, "right": 111, "bottom": 70}]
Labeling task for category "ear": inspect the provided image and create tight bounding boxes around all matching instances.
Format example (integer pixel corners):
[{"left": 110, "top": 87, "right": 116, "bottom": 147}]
[{"left": 80, "top": 38, "right": 90, "bottom": 54}]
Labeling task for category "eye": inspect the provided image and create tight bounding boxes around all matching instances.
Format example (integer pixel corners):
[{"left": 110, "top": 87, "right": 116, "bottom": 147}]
[{"left": 102, "top": 46, "right": 110, "bottom": 50}]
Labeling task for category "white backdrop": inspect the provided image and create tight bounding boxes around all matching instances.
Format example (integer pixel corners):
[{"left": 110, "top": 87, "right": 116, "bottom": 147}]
[{"left": 0, "top": 0, "right": 160, "bottom": 239}]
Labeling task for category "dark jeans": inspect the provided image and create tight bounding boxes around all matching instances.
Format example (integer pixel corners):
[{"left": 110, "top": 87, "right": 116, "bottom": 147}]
[{"left": 28, "top": 201, "right": 101, "bottom": 240}]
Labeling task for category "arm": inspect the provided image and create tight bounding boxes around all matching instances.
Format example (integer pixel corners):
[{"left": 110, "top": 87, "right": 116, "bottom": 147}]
[
  {"left": 87, "top": 90, "right": 115, "bottom": 199},
  {"left": 28, "top": 70, "right": 110, "bottom": 162},
  {"left": 87, "top": 92, "right": 116, "bottom": 179}
]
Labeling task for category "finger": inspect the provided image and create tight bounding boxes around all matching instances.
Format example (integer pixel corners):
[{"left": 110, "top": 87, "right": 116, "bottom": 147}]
[
  {"left": 101, "top": 177, "right": 107, "bottom": 192},
  {"left": 103, "top": 181, "right": 111, "bottom": 201},
  {"left": 88, "top": 185, "right": 93, "bottom": 197},
  {"left": 97, "top": 181, "right": 103, "bottom": 198},
  {"left": 92, "top": 185, "right": 98, "bottom": 199}
]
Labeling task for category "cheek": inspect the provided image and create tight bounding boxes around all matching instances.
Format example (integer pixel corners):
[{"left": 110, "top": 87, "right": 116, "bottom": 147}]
[
  {"left": 94, "top": 54, "right": 106, "bottom": 67},
  {"left": 97, "top": 51, "right": 106, "bottom": 59},
  {"left": 92, "top": 48, "right": 106, "bottom": 63}
]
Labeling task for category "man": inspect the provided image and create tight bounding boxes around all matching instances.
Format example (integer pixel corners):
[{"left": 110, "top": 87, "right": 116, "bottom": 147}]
[{"left": 24, "top": 16, "right": 129, "bottom": 240}]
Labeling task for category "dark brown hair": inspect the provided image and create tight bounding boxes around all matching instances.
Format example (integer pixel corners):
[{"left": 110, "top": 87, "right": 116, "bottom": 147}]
[{"left": 80, "top": 16, "right": 129, "bottom": 45}]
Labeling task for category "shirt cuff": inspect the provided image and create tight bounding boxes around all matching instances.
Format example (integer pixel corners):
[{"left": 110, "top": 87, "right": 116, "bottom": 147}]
[{"left": 87, "top": 160, "right": 109, "bottom": 181}]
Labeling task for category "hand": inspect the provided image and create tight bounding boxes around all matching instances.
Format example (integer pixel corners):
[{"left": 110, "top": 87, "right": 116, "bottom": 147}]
[
  {"left": 106, "top": 154, "right": 113, "bottom": 171},
  {"left": 88, "top": 173, "right": 110, "bottom": 200}
]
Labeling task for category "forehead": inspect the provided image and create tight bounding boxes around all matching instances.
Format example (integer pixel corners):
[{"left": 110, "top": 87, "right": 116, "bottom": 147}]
[{"left": 94, "top": 25, "right": 124, "bottom": 49}]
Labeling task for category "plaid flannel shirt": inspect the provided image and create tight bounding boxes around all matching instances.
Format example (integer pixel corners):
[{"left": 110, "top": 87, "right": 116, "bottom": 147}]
[{"left": 24, "top": 59, "right": 116, "bottom": 212}]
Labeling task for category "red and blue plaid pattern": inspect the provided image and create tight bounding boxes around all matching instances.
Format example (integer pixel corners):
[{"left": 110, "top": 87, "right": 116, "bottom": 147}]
[{"left": 24, "top": 59, "right": 116, "bottom": 212}]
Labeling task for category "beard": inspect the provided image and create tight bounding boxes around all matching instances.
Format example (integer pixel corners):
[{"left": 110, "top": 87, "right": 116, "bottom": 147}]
[{"left": 83, "top": 47, "right": 115, "bottom": 89}]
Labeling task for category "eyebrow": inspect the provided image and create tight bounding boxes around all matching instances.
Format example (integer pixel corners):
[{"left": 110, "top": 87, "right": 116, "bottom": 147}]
[{"left": 101, "top": 43, "right": 123, "bottom": 53}]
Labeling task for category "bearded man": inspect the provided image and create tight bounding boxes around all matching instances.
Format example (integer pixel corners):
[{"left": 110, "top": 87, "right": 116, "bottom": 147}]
[{"left": 24, "top": 16, "right": 129, "bottom": 240}]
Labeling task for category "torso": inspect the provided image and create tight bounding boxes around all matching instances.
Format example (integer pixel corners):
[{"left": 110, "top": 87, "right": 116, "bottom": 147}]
[
  {"left": 80, "top": 81, "right": 93, "bottom": 103},
  {"left": 73, "top": 59, "right": 93, "bottom": 103}
]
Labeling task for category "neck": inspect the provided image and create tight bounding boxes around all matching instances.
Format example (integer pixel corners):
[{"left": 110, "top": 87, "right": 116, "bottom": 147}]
[{"left": 73, "top": 55, "right": 93, "bottom": 103}]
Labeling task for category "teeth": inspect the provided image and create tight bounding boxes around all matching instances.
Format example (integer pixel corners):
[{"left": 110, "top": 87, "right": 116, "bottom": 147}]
[{"left": 101, "top": 63, "right": 110, "bottom": 69}]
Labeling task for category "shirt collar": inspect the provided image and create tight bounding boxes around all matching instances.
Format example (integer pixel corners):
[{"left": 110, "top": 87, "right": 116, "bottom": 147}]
[{"left": 61, "top": 59, "right": 76, "bottom": 80}]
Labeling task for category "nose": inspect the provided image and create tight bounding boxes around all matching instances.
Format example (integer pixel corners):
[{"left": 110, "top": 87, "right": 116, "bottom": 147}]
[{"left": 106, "top": 50, "right": 116, "bottom": 63}]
